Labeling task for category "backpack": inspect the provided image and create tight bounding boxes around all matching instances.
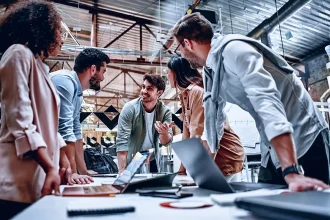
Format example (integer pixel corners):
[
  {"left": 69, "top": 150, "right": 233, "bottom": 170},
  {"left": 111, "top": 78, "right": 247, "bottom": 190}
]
[
  {"left": 84, "top": 148, "right": 118, "bottom": 174},
  {"left": 102, "top": 153, "right": 119, "bottom": 174}
]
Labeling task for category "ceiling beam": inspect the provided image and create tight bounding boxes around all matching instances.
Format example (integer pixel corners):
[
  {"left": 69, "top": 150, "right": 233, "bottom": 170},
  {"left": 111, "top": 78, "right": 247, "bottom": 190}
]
[
  {"left": 109, "top": 59, "right": 167, "bottom": 67},
  {"left": 96, "top": 71, "right": 123, "bottom": 95},
  {"left": 46, "top": 57, "right": 167, "bottom": 67},
  {"left": 96, "top": 98, "right": 112, "bottom": 111},
  {"left": 280, "top": 54, "right": 301, "bottom": 64},
  {"left": 101, "top": 89, "right": 138, "bottom": 96},
  {"left": 52, "top": 0, "right": 173, "bottom": 29},
  {"left": 247, "top": 0, "right": 311, "bottom": 40},
  {"left": 62, "top": 21, "right": 80, "bottom": 46},
  {"left": 50, "top": 61, "right": 59, "bottom": 72},
  {"left": 126, "top": 72, "right": 142, "bottom": 89},
  {"left": 66, "top": 62, "right": 72, "bottom": 70},
  {"left": 107, "top": 65, "right": 148, "bottom": 75},
  {"left": 84, "top": 96, "right": 178, "bottom": 101},
  {"left": 143, "top": 24, "right": 172, "bottom": 53},
  {"left": 91, "top": 11, "right": 98, "bottom": 47},
  {"left": 103, "top": 22, "right": 137, "bottom": 48}
]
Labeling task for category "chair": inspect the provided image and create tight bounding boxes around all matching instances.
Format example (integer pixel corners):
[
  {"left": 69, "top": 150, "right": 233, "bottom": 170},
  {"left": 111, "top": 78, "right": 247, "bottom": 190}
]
[
  {"left": 314, "top": 101, "right": 330, "bottom": 124},
  {"left": 243, "top": 142, "right": 261, "bottom": 182},
  {"left": 244, "top": 152, "right": 261, "bottom": 182}
]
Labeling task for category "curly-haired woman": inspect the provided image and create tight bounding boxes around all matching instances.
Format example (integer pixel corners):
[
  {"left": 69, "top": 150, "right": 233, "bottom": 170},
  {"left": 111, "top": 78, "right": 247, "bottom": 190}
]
[
  {"left": 167, "top": 56, "right": 244, "bottom": 181},
  {"left": 0, "top": 0, "right": 65, "bottom": 213}
]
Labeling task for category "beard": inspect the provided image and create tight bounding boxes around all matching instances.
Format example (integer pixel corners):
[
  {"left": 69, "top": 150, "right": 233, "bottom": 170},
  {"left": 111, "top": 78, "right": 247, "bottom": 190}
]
[
  {"left": 140, "top": 92, "right": 157, "bottom": 103},
  {"left": 89, "top": 75, "right": 101, "bottom": 91},
  {"left": 141, "top": 94, "right": 152, "bottom": 102},
  {"left": 183, "top": 50, "right": 204, "bottom": 69}
]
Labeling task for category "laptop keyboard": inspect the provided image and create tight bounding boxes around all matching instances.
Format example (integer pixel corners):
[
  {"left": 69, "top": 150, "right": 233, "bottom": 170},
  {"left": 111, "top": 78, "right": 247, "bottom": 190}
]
[
  {"left": 83, "top": 186, "right": 100, "bottom": 193},
  {"left": 229, "top": 182, "right": 286, "bottom": 192},
  {"left": 229, "top": 183, "right": 262, "bottom": 192}
]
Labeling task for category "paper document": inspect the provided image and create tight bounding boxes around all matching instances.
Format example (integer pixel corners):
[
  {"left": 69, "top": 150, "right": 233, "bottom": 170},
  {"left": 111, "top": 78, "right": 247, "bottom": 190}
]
[{"left": 210, "top": 189, "right": 285, "bottom": 206}]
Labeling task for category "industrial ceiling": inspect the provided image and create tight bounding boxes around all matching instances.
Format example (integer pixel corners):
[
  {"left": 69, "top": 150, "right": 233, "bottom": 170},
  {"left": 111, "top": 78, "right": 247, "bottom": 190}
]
[{"left": 1, "top": 0, "right": 329, "bottom": 113}]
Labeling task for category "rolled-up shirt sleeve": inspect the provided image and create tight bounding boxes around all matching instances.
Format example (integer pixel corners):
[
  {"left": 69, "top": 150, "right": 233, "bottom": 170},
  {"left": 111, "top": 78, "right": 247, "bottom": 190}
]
[
  {"left": 223, "top": 41, "right": 293, "bottom": 141},
  {"left": 161, "top": 109, "right": 173, "bottom": 146},
  {"left": 57, "top": 132, "right": 66, "bottom": 148},
  {"left": 52, "top": 76, "right": 77, "bottom": 142},
  {"left": 73, "top": 109, "right": 82, "bottom": 140},
  {"left": 0, "top": 46, "right": 46, "bottom": 158}
]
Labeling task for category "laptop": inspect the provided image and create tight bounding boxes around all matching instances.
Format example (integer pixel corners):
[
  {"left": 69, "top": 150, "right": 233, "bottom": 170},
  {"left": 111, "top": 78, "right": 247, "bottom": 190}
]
[
  {"left": 171, "top": 137, "right": 285, "bottom": 193},
  {"left": 62, "top": 152, "right": 148, "bottom": 196},
  {"left": 235, "top": 191, "right": 330, "bottom": 220}
]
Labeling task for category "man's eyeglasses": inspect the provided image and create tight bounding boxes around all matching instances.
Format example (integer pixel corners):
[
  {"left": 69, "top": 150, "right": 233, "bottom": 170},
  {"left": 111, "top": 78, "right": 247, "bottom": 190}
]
[{"left": 174, "top": 40, "right": 184, "bottom": 56}]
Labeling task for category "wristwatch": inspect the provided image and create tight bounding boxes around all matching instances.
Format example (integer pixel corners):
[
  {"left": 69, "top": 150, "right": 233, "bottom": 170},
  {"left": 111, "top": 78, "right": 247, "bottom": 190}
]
[{"left": 282, "top": 163, "right": 304, "bottom": 178}]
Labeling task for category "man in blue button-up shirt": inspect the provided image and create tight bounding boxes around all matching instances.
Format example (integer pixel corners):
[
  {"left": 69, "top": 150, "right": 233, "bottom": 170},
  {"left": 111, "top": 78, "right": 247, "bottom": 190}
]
[
  {"left": 171, "top": 13, "right": 329, "bottom": 191},
  {"left": 51, "top": 48, "right": 110, "bottom": 184}
]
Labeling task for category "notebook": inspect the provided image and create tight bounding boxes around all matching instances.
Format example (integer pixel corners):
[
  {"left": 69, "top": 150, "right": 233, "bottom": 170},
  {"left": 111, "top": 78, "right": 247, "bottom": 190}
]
[
  {"left": 62, "top": 152, "right": 148, "bottom": 196},
  {"left": 67, "top": 201, "right": 135, "bottom": 216}
]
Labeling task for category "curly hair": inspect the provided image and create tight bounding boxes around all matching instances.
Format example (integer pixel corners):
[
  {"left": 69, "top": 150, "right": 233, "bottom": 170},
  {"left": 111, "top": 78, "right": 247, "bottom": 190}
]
[
  {"left": 143, "top": 74, "right": 166, "bottom": 92},
  {"left": 0, "top": 0, "right": 62, "bottom": 58},
  {"left": 73, "top": 48, "right": 110, "bottom": 73}
]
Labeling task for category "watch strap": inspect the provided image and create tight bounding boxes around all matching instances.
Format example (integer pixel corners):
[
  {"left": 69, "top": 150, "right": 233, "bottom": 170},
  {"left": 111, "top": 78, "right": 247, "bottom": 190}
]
[{"left": 282, "top": 164, "right": 298, "bottom": 178}]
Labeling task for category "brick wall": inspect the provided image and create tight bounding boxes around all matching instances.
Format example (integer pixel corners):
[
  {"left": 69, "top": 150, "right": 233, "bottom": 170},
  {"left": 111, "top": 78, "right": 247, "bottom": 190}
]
[{"left": 306, "top": 54, "right": 330, "bottom": 101}]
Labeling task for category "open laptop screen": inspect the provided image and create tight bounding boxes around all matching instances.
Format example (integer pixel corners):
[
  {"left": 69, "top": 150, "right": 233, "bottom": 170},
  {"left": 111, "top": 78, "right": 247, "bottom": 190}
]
[
  {"left": 61, "top": 153, "right": 148, "bottom": 196},
  {"left": 113, "top": 152, "right": 148, "bottom": 187}
]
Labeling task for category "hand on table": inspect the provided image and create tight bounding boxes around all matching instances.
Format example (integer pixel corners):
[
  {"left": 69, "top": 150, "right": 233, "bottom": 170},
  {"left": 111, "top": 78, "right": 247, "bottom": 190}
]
[
  {"left": 42, "top": 168, "right": 61, "bottom": 197},
  {"left": 69, "top": 173, "right": 94, "bottom": 184},
  {"left": 87, "top": 170, "right": 98, "bottom": 176},
  {"left": 59, "top": 166, "right": 75, "bottom": 185},
  {"left": 285, "top": 173, "right": 329, "bottom": 192}
]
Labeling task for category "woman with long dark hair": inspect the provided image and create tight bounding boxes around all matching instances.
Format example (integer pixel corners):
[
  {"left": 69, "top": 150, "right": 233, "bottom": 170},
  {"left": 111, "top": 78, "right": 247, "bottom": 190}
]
[
  {"left": 0, "top": 0, "right": 65, "bottom": 214},
  {"left": 167, "top": 56, "right": 244, "bottom": 181}
]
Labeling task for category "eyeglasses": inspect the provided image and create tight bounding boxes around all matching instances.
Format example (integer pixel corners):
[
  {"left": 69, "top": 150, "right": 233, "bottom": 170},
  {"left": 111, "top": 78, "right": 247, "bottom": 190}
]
[{"left": 174, "top": 40, "right": 184, "bottom": 56}]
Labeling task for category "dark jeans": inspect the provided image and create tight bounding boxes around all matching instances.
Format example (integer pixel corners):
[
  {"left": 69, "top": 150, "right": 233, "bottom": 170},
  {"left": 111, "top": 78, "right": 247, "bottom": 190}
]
[
  {"left": 0, "top": 200, "right": 30, "bottom": 220},
  {"left": 150, "top": 159, "right": 158, "bottom": 173},
  {"left": 140, "top": 151, "right": 158, "bottom": 173},
  {"left": 258, "top": 132, "right": 330, "bottom": 185}
]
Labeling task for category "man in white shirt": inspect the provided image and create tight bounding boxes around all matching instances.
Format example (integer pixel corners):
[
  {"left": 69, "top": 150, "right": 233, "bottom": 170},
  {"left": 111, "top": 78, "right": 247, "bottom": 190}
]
[{"left": 170, "top": 13, "right": 329, "bottom": 191}]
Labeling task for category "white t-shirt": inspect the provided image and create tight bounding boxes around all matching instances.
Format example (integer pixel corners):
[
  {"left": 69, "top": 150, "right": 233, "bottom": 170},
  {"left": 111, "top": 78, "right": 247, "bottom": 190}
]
[{"left": 140, "top": 110, "right": 155, "bottom": 151}]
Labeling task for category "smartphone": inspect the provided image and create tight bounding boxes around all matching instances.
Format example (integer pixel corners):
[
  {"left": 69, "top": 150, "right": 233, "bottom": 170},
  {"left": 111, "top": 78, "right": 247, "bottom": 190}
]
[{"left": 139, "top": 190, "right": 193, "bottom": 199}]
